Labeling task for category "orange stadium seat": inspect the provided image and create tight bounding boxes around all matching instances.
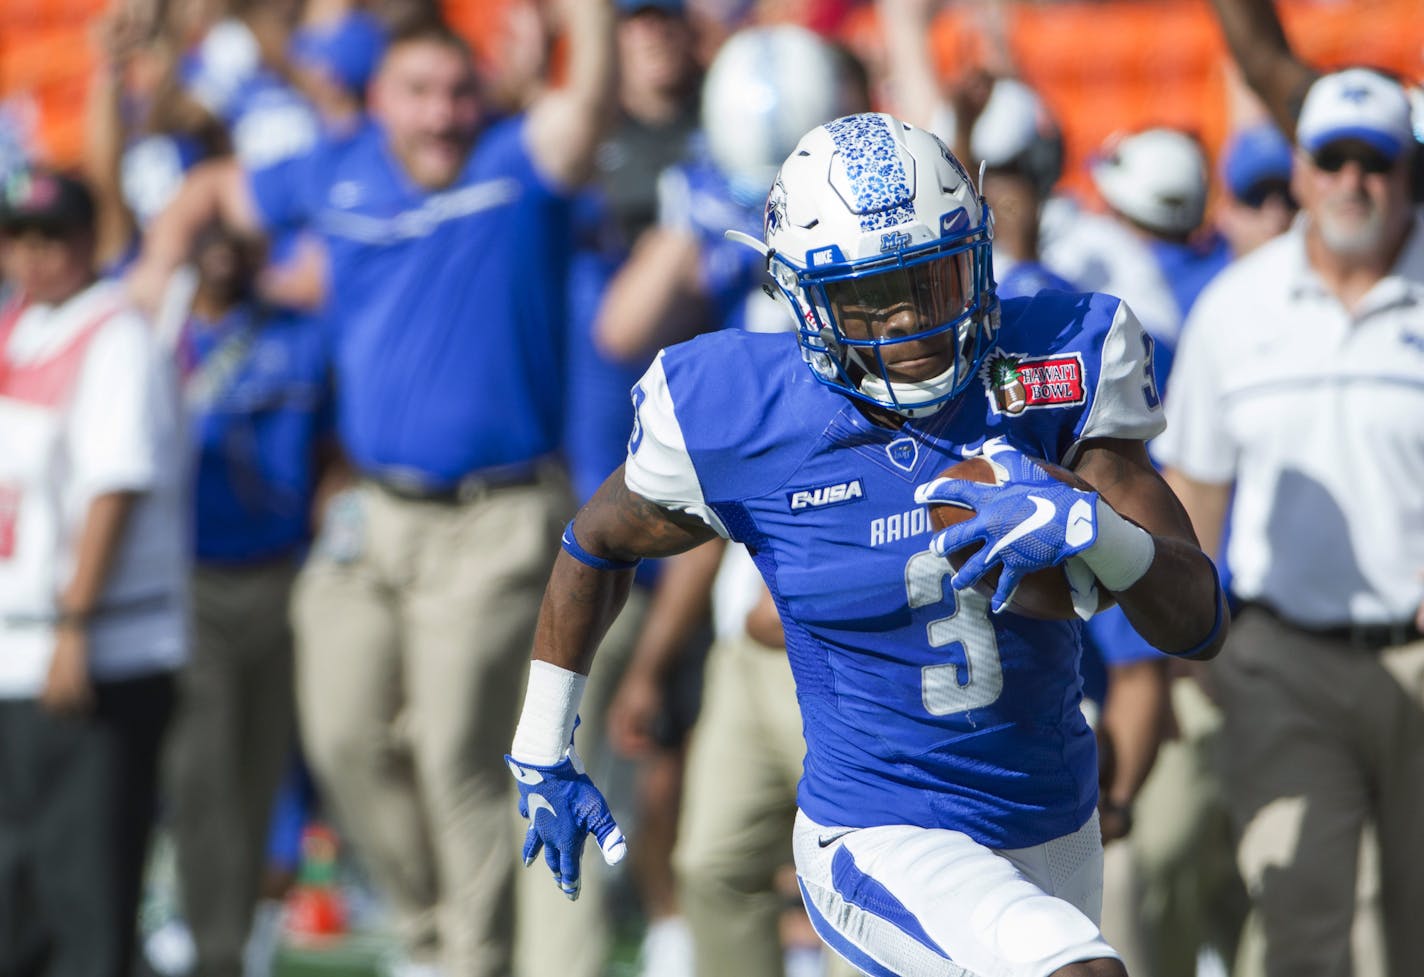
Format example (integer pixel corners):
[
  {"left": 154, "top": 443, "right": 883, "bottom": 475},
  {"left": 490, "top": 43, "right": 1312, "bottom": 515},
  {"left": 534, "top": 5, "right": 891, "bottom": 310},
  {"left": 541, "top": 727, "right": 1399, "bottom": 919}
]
[
  {"left": 2, "top": 0, "right": 1418, "bottom": 179},
  {"left": 925, "top": 0, "right": 1420, "bottom": 203}
]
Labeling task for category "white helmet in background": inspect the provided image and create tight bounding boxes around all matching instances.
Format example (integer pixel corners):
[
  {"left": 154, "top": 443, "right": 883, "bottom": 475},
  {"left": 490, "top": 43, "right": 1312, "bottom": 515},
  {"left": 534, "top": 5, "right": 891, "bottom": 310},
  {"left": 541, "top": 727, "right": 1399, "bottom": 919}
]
[
  {"left": 754, "top": 113, "right": 998, "bottom": 417},
  {"left": 1090, "top": 127, "right": 1208, "bottom": 236},
  {"left": 935, "top": 77, "right": 1064, "bottom": 197},
  {"left": 702, "top": 25, "right": 848, "bottom": 207}
]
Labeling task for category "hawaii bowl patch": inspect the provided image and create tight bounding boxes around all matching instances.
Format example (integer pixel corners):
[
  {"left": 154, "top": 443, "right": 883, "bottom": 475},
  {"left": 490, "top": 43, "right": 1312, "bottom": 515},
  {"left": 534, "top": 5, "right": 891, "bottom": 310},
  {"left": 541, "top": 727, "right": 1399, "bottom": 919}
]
[{"left": 981, "top": 351, "right": 1087, "bottom": 415}]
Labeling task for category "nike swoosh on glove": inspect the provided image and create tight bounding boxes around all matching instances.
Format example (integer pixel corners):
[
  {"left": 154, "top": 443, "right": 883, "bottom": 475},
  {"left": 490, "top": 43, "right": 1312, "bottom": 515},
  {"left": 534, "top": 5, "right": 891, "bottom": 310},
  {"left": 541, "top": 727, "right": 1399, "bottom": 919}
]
[
  {"left": 914, "top": 438, "right": 1100, "bottom": 613},
  {"left": 506, "top": 746, "right": 627, "bottom": 900}
]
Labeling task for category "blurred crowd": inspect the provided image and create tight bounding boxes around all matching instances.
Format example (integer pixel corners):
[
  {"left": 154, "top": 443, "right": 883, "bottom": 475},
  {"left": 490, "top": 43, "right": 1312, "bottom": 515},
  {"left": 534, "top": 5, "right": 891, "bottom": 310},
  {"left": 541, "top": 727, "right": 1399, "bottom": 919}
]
[{"left": 0, "top": 1, "right": 1421, "bottom": 977}]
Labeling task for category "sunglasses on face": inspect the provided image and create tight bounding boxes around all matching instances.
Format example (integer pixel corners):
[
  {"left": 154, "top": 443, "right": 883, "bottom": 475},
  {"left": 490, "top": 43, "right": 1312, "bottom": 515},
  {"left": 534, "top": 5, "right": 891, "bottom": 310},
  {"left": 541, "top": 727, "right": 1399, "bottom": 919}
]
[
  {"left": 1311, "top": 144, "right": 1397, "bottom": 175},
  {"left": 1239, "top": 178, "right": 1297, "bottom": 210}
]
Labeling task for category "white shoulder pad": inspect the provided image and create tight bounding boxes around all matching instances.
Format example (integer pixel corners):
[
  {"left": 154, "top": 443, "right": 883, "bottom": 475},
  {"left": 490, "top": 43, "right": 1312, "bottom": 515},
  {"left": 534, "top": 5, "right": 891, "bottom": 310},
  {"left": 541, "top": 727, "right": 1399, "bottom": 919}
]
[
  {"left": 1075, "top": 299, "right": 1167, "bottom": 448},
  {"left": 624, "top": 353, "right": 730, "bottom": 538}
]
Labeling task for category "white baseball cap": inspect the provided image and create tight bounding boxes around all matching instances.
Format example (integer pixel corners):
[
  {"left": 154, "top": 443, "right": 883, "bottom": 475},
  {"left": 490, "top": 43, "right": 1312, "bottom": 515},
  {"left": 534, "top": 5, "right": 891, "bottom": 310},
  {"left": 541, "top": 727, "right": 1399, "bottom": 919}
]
[
  {"left": 1296, "top": 68, "right": 1414, "bottom": 160},
  {"left": 1090, "top": 128, "right": 1208, "bottom": 235}
]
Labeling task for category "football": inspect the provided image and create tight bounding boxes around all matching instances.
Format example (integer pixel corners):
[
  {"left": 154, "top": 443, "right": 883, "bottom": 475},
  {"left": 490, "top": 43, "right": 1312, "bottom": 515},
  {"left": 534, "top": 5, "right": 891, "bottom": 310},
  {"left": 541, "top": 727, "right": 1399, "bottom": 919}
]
[{"left": 926, "top": 456, "right": 1117, "bottom": 620}]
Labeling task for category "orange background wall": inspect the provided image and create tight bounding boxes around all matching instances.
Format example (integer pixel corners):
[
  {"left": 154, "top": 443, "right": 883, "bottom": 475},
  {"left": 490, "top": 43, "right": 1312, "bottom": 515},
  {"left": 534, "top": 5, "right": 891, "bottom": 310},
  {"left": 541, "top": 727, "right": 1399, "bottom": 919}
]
[{"left": 3, "top": 0, "right": 1419, "bottom": 187}]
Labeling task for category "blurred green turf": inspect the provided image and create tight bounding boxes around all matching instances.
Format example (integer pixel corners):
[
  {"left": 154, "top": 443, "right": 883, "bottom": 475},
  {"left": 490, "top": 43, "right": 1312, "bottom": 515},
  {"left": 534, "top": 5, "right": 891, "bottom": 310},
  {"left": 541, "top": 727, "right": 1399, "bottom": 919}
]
[{"left": 270, "top": 917, "right": 644, "bottom": 977}]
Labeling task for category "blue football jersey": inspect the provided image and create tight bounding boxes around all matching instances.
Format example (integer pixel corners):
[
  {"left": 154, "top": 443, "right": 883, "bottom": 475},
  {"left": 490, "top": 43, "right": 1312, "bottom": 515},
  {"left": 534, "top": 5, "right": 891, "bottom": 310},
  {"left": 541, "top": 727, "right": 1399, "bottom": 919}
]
[{"left": 625, "top": 290, "right": 1164, "bottom": 849}]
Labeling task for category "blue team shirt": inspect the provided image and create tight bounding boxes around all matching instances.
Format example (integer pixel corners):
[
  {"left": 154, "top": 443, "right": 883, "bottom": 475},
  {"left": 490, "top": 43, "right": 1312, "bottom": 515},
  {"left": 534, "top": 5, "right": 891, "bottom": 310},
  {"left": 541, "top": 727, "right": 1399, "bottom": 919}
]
[
  {"left": 996, "top": 260, "right": 1075, "bottom": 301},
  {"left": 248, "top": 117, "right": 571, "bottom": 486},
  {"left": 1148, "top": 233, "right": 1233, "bottom": 321},
  {"left": 185, "top": 306, "right": 332, "bottom": 563},
  {"left": 629, "top": 290, "right": 1164, "bottom": 849}
]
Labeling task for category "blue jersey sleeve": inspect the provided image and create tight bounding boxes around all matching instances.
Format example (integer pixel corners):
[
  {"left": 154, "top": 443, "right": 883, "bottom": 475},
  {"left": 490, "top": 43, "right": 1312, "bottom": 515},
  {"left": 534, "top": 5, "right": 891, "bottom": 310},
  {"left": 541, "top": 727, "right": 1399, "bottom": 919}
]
[{"left": 247, "top": 140, "right": 333, "bottom": 233}]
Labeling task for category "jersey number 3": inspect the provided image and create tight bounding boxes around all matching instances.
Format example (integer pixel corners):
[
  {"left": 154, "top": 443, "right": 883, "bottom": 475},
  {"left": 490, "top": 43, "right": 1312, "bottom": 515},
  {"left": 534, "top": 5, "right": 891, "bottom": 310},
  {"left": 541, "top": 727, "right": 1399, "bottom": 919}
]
[{"left": 905, "top": 550, "right": 1004, "bottom": 714}]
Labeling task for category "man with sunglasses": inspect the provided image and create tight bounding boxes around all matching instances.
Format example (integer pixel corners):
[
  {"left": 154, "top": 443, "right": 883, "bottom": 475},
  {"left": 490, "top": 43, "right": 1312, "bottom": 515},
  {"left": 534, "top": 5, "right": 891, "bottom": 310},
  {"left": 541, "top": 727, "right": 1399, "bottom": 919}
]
[
  {"left": 1158, "top": 68, "right": 1424, "bottom": 977},
  {"left": 1216, "top": 122, "right": 1299, "bottom": 259}
]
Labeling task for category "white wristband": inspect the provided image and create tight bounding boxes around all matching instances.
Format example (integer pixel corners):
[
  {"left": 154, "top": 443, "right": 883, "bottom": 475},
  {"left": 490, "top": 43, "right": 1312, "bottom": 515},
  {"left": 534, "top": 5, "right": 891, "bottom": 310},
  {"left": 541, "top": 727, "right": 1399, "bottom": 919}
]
[
  {"left": 1079, "top": 498, "right": 1156, "bottom": 593},
  {"left": 511, "top": 660, "right": 587, "bottom": 765}
]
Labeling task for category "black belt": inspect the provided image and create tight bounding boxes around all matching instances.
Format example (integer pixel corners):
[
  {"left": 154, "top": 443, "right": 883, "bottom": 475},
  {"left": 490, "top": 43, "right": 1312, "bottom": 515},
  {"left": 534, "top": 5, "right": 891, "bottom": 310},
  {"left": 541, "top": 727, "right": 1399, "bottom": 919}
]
[
  {"left": 1243, "top": 602, "right": 1423, "bottom": 651},
  {"left": 367, "top": 461, "right": 546, "bottom": 505}
]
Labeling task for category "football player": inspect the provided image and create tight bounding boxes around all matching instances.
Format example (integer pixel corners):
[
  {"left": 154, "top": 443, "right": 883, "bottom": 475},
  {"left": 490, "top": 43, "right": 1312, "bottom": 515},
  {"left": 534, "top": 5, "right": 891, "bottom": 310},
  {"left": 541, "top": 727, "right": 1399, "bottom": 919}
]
[{"left": 507, "top": 114, "right": 1227, "bottom": 977}]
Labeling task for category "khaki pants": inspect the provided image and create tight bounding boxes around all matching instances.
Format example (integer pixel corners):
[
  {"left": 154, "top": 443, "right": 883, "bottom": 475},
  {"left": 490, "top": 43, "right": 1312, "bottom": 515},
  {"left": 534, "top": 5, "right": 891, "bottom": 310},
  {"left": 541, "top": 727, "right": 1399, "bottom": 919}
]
[
  {"left": 294, "top": 475, "right": 571, "bottom": 977},
  {"left": 674, "top": 635, "right": 856, "bottom": 977},
  {"left": 1111, "top": 676, "right": 1248, "bottom": 977},
  {"left": 169, "top": 562, "right": 298, "bottom": 977},
  {"left": 1214, "top": 607, "right": 1424, "bottom": 977}
]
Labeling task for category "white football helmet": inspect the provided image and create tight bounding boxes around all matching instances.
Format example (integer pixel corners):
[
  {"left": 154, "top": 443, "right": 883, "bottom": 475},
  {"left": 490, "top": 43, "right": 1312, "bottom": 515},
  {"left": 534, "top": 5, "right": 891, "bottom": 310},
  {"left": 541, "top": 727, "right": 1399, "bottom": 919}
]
[
  {"left": 1091, "top": 128, "right": 1208, "bottom": 235},
  {"left": 701, "top": 26, "right": 849, "bottom": 207},
  {"left": 753, "top": 113, "right": 998, "bottom": 417}
]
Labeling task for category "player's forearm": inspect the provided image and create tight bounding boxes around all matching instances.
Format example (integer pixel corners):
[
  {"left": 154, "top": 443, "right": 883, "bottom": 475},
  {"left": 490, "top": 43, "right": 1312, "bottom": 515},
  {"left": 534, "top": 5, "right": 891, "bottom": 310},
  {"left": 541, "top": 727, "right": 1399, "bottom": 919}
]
[
  {"left": 532, "top": 551, "right": 636, "bottom": 676},
  {"left": 513, "top": 553, "right": 633, "bottom": 764},
  {"left": 1111, "top": 540, "right": 1228, "bottom": 661},
  {"left": 1074, "top": 441, "right": 1228, "bottom": 658}
]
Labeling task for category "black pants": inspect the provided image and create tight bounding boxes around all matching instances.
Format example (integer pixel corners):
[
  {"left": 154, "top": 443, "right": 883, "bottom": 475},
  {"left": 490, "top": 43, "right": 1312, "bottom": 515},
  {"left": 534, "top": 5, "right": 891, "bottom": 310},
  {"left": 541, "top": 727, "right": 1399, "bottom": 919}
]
[{"left": 0, "top": 672, "right": 175, "bottom": 977}]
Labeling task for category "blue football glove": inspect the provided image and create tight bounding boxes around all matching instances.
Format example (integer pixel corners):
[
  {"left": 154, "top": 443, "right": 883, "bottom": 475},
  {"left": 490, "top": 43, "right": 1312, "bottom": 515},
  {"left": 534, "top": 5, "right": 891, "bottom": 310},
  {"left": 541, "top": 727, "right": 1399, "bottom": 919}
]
[
  {"left": 914, "top": 437, "right": 1101, "bottom": 613},
  {"left": 506, "top": 745, "right": 627, "bottom": 901}
]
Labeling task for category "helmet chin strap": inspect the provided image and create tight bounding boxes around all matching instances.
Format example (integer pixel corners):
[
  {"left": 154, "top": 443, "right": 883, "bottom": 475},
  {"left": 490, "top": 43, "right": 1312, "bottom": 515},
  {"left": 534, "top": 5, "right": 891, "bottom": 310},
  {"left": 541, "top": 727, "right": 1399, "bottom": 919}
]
[{"left": 855, "top": 360, "right": 964, "bottom": 419}]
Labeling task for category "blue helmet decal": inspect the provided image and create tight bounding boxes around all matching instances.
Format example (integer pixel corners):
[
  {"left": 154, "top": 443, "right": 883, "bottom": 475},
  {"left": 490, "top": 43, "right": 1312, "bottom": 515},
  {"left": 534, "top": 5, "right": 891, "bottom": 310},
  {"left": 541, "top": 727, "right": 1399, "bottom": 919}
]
[{"left": 825, "top": 114, "right": 917, "bottom": 231}]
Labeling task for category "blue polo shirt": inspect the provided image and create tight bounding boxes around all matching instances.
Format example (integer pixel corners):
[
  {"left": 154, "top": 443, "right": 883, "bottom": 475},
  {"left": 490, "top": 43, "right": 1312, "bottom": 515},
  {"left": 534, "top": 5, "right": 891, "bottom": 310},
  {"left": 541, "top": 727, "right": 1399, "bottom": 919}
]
[
  {"left": 185, "top": 305, "right": 333, "bottom": 564},
  {"left": 248, "top": 116, "right": 571, "bottom": 488}
]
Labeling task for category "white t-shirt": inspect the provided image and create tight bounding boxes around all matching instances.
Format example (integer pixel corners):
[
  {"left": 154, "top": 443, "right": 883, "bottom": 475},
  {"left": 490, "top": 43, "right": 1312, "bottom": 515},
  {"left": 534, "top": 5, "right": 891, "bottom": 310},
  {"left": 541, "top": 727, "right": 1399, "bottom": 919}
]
[
  {"left": 0, "top": 281, "right": 187, "bottom": 695},
  {"left": 1155, "top": 215, "right": 1424, "bottom": 626}
]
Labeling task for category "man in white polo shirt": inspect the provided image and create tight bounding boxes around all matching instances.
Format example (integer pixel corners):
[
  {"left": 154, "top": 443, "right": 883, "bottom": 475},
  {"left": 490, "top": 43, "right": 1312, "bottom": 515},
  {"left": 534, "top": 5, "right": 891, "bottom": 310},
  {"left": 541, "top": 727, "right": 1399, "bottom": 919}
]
[
  {"left": 1156, "top": 68, "right": 1424, "bottom": 977},
  {"left": 0, "top": 170, "right": 185, "bottom": 977}
]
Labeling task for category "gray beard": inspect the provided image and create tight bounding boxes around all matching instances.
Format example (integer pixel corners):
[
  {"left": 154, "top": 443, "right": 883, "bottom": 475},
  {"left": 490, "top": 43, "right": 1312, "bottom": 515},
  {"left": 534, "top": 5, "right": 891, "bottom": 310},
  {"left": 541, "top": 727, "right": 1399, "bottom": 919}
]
[{"left": 1315, "top": 203, "right": 1387, "bottom": 258}]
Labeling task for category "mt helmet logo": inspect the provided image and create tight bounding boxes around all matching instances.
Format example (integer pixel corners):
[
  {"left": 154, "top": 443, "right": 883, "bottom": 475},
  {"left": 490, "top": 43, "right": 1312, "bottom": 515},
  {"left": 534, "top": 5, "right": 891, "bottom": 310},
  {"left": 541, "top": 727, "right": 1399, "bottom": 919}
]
[{"left": 886, "top": 436, "right": 918, "bottom": 472}]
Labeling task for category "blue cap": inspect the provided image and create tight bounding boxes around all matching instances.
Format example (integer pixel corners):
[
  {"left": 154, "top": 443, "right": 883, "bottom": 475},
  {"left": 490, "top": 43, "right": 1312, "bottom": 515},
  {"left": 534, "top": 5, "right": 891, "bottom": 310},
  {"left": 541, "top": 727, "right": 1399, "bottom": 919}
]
[
  {"left": 617, "top": 0, "right": 685, "bottom": 14},
  {"left": 1221, "top": 124, "right": 1293, "bottom": 203},
  {"left": 290, "top": 11, "right": 388, "bottom": 96}
]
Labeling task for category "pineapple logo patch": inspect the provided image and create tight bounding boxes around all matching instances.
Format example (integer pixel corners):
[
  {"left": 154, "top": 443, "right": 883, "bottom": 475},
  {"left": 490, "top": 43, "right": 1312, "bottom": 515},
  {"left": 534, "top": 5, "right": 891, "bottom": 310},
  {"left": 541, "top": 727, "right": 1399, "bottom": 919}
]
[{"left": 982, "top": 351, "right": 1087, "bottom": 415}]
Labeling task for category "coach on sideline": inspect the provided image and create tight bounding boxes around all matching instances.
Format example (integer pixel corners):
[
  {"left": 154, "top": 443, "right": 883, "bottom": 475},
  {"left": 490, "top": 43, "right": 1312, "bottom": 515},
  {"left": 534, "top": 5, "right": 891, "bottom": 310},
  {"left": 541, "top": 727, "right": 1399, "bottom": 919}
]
[
  {"left": 1158, "top": 68, "right": 1424, "bottom": 977},
  {"left": 130, "top": 4, "right": 617, "bottom": 975}
]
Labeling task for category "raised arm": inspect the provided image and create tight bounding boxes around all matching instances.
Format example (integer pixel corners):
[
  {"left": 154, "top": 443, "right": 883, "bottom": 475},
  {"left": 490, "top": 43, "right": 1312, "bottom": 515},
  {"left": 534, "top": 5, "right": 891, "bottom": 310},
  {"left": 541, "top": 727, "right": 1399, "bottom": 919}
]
[
  {"left": 1203, "top": 0, "right": 1317, "bottom": 139},
  {"left": 127, "top": 158, "right": 261, "bottom": 313},
  {"left": 524, "top": 0, "right": 617, "bottom": 191},
  {"left": 878, "top": 0, "right": 945, "bottom": 133}
]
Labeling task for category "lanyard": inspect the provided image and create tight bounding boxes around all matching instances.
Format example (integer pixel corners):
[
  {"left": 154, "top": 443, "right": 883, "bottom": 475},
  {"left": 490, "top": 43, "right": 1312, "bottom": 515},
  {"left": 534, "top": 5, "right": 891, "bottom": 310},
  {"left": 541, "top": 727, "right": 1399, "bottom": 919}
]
[{"left": 179, "top": 306, "right": 265, "bottom": 413}]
